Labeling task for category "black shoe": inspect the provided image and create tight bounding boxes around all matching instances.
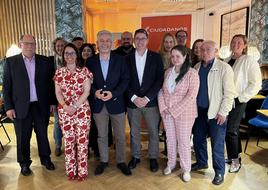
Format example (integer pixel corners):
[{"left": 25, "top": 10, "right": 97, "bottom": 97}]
[
  {"left": 41, "top": 160, "right": 55, "bottom": 170},
  {"left": 149, "top": 159, "right": 159, "bottom": 172},
  {"left": 20, "top": 166, "right": 32, "bottom": 176},
  {"left": 117, "top": 163, "right": 132, "bottom": 176},
  {"left": 55, "top": 148, "right": 62, "bottom": 157},
  {"left": 225, "top": 158, "right": 232, "bottom": 164},
  {"left": 191, "top": 163, "right": 208, "bottom": 171},
  {"left": 212, "top": 174, "right": 224, "bottom": 185},
  {"left": 94, "top": 162, "right": 108, "bottom": 176},
  {"left": 128, "top": 157, "right": 140, "bottom": 169}
]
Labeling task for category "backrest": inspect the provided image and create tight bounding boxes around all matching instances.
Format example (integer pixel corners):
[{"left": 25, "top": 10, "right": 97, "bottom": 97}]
[{"left": 261, "top": 96, "right": 268, "bottom": 109}]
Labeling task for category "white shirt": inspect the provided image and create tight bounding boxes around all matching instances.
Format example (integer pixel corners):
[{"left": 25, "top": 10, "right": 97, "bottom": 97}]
[
  {"left": 135, "top": 49, "right": 148, "bottom": 85},
  {"left": 131, "top": 49, "right": 150, "bottom": 102},
  {"left": 167, "top": 67, "right": 179, "bottom": 93}
]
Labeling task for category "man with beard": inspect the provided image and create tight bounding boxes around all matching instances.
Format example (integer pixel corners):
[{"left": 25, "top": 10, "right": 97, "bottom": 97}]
[{"left": 113, "top": 31, "right": 135, "bottom": 56}]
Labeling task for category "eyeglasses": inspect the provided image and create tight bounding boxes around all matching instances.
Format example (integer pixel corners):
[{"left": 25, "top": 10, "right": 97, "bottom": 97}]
[
  {"left": 21, "top": 42, "right": 36, "bottom": 46},
  {"left": 122, "top": 37, "right": 131, "bottom": 40},
  {"left": 177, "top": 35, "right": 187, "bottom": 39},
  {"left": 134, "top": 37, "right": 147, "bottom": 42},
  {"left": 64, "top": 52, "right": 76, "bottom": 57}
]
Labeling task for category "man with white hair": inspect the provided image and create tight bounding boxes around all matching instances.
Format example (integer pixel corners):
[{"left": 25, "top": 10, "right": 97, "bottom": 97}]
[{"left": 192, "top": 40, "right": 236, "bottom": 185}]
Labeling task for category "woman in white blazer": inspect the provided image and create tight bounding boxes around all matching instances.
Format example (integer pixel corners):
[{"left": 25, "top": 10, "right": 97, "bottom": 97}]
[{"left": 225, "top": 34, "right": 262, "bottom": 173}]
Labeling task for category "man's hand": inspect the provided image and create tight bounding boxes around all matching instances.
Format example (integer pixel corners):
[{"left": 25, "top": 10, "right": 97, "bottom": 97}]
[
  {"left": 215, "top": 114, "right": 226, "bottom": 125},
  {"left": 133, "top": 97, "right": 147, "bottom": 108},
  {"left": 6, "top": 109, "right": 16, "bottom": 121},
  {"left": 50, "top": 105, "right": 56, "bottom": 113},
  {"left": 102, "top": 91, "right": 113, "bottom": 101},
  {"left": 95, "top": 89, "right": 104, "bottom": 99}
]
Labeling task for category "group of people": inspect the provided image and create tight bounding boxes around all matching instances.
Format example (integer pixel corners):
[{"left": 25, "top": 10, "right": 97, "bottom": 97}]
[{"left": 3, "top": 28, "right": 262, "bottom": 185}]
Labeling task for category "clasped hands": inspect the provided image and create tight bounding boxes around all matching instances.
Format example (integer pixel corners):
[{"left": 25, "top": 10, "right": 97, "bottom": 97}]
[
  {"left": 133, "top": 97, "right": 149, "bottom": 108},
  {"left": 95, "top": 89, "right": 113, "bottom": 101}
]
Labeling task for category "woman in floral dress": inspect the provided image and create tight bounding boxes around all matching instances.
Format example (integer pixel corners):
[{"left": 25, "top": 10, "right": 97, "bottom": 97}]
[{"left": 54, "top": 43, "right": 93, "bottom": 181}]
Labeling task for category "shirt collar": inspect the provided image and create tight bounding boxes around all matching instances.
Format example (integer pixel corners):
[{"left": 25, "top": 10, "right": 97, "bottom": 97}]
[
  {"left": 201, "top": 58, "right": 214, "bottom": 68},
  {"left": 22, "top": 54, "right": 35, "bottom": 62},
  {"left": 135, "top": 49, "right": 148, "bottom": 57}
]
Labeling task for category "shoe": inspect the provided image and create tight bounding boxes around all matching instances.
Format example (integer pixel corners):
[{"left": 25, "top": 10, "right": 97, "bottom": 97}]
[
  {"left": 67, "top": 172, "right": 76, "bottom": 181},
  {"left": 163, "top": 166, "right": 172, "bottom": 175},
  {"left": 94, "top": 162, "right": 108, "bottom": 176},
  {"left": 150, "top": 159, "right": 159, "bottom": 172},
  {"left": 55, "top": 148, "right": 62, "bottom": 157},
  {"left": 191, "top": 163, "right": 208, "bottom": 171},
  {"left": 212, "top": 174, "right": 224, "bottom": 185},
  {"left": 41, "top": 160, "right": 55, "bottom": 170},
  {"left": 128, "top": 157, "right": 140, "bottom": 169},
  {"left": 117, "top": 163, "right": 132, "bottom": 176},
  {"left": 229, "top": 159, "right": 241, "bottom": 173},
  {"left": 181, "top": 172, "right": 191, "bottom": 182},
  {"left": 20, "top": 166, "right": 32, "bottom": 176},
  {"left": 225, "top": 158, "right": 232, "bottom": 164},
  {"left": 77, "top": 174, "right": 87, "bottom": 181}
]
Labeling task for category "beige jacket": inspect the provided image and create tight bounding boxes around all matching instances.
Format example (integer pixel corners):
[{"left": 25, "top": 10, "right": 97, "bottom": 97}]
[
  {"left": 224, "top": 55, "right": 262, "bottom": 103},
  {"left": 194, "top": 59, "right": 236, "bottom": 119}
]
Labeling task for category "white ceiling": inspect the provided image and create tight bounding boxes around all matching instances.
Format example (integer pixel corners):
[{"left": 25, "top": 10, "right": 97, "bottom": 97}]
[{"left": 86, "top": 0, "right": 240, "bottom": 14}]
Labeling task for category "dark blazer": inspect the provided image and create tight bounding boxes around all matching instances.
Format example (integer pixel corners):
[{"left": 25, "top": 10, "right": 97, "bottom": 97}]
[
  {"left": 86, "top": 53, "right": 129, "bottom": 114},
  {"left": 126, "top": 50, "right": 164, "bottom": 108},
  {"left": 3, "top": 53, "right": 55, "bottom": 119}
]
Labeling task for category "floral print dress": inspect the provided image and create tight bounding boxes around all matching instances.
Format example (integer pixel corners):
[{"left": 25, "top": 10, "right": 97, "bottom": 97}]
[{"left": 54, "top": 66, "right": 93, "bottom": 179}]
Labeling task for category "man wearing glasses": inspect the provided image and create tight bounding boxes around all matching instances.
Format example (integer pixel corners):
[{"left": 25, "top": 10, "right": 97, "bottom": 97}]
[
  {"left": 126, "top": 28, "right": 164, "bottom": 173},
  {"left": 113, "top": 31, "right": 135, "bottom": 56},
  {"left": 3, "top": 34, "right": 56, "bottom": 176},
  {"left": 175, "top": 30, "right": 192, "bottom": 58}
]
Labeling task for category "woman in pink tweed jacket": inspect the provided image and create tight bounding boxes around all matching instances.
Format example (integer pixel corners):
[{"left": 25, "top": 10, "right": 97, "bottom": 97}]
[{"left": 158, "top": 45, "right": 200, "bottom": 182}]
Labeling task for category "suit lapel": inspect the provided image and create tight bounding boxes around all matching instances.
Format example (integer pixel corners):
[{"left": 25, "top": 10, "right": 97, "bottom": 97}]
[
  {"left": 34, "top": 54, "right": 40, "bottom": 82},
  {"left": 96, "top": 54, "right": 105, "bottom": 83},
  {"left": 141, "top": 50, "right": 151, "bottom": 87},
  {"left": 18, "top": 54, "right": 30, "bottom": 82},
  {"left": 131, "top": 54, "right": 140, "bottom": 86},
  {"left": 105, "top": 54, "right": 113, "bottom": 82}
]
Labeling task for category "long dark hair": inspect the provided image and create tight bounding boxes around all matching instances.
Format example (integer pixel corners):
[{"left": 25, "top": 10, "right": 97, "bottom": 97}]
[
  {"left": 62, "top": 43, "right": 83, "bottom": 68},
  {"left": 79, "top": 43, "right": 95, "bottom": 64},
  {"left": 171, "top": 45, "right": 191, "bottom": 84}
]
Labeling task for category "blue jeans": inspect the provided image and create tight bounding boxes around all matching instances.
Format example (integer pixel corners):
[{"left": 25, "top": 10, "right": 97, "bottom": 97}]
[
  {"left": 53, "top": 111, "right": 62, "bottom": 149},
  {"left": 192, "top": 108, "right": 227, "bottom": 175}
]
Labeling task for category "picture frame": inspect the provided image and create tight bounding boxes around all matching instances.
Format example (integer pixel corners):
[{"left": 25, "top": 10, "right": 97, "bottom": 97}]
[{"left": 220, "top": 7, "right": 249, "bottom": 47}]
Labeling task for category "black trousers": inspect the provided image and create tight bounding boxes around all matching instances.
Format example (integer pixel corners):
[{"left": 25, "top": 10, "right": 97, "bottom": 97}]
[
  {"left": 14, "top": 102, "right": 51, "bottom": 167},
  {"left": 225, "top": 101, "right": 247, "bottom": 159}
]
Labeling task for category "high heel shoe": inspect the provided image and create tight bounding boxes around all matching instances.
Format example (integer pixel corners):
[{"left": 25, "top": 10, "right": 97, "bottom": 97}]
[
  {"left": 77, "top": 174, "right": 87, "bottom": 181},
  {"left": 67, "top": 172, "right": 76, "bottom": 181}
]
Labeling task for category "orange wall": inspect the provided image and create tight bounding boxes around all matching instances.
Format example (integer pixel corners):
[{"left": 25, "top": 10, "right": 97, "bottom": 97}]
[{"left": 85, "top": 0, "right": 250, "bottom": 49}]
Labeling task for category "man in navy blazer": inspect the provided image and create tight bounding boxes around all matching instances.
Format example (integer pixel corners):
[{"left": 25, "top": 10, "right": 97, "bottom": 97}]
[
  {"left": 3, "top": 35, "right": 56, "bottom": 176},
  {"left": 86, "top": 30, "right": 131, "bottom": 176},
  {"left": 126, "top": 29, "right": 164, "bottom": 172}
]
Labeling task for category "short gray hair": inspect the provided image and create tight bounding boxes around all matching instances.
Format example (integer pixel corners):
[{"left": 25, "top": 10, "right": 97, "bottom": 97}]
[
  {"left": 202, "top": 40, "right": 217, "bottom": 49},
  {"left": 97, "top": 30, "right": 112, "bottom": 41}
]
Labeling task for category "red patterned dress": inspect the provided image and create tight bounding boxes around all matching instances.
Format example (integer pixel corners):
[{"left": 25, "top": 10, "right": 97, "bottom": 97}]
[{"left": 54, "top": 66, "right": 93, "bottom": 179}]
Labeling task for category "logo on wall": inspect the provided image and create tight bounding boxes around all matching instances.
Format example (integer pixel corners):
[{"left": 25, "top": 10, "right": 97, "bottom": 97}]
[{"left": 142, "top": 15, "right": 192, "bottom": 51}]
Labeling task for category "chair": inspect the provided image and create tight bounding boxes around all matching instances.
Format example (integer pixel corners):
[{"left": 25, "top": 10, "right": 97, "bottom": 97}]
[
  {"left": 0, "top": 102, "right": 11, "bottom": 151},
  {"left": 244, "top": 96, "right": 268, "bottom": 153}
]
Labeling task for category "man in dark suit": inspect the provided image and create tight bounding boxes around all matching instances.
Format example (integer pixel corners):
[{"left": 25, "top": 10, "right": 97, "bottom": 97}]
[
  {"left": 3, "top": 34, "right": 56, "bottom": 176},
  {"left": 86, "top": 30, "right": 131, "bottom": 176},
  {"left": 126, "top": 29, "right": 164, "bottom": 172},
  {"left": 112, "top": 31, "right": 135, "bottom": 56}
]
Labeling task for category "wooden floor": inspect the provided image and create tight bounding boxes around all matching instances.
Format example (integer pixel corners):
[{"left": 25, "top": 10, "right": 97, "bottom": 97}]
[{"left": 0, "top": 119, "right": 268, "bottom": 190}]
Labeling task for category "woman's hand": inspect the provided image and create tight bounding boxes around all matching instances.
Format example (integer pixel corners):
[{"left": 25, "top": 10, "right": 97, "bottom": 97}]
[{"left": 63, "top": 105, "right": 76, "bottom": 115}]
